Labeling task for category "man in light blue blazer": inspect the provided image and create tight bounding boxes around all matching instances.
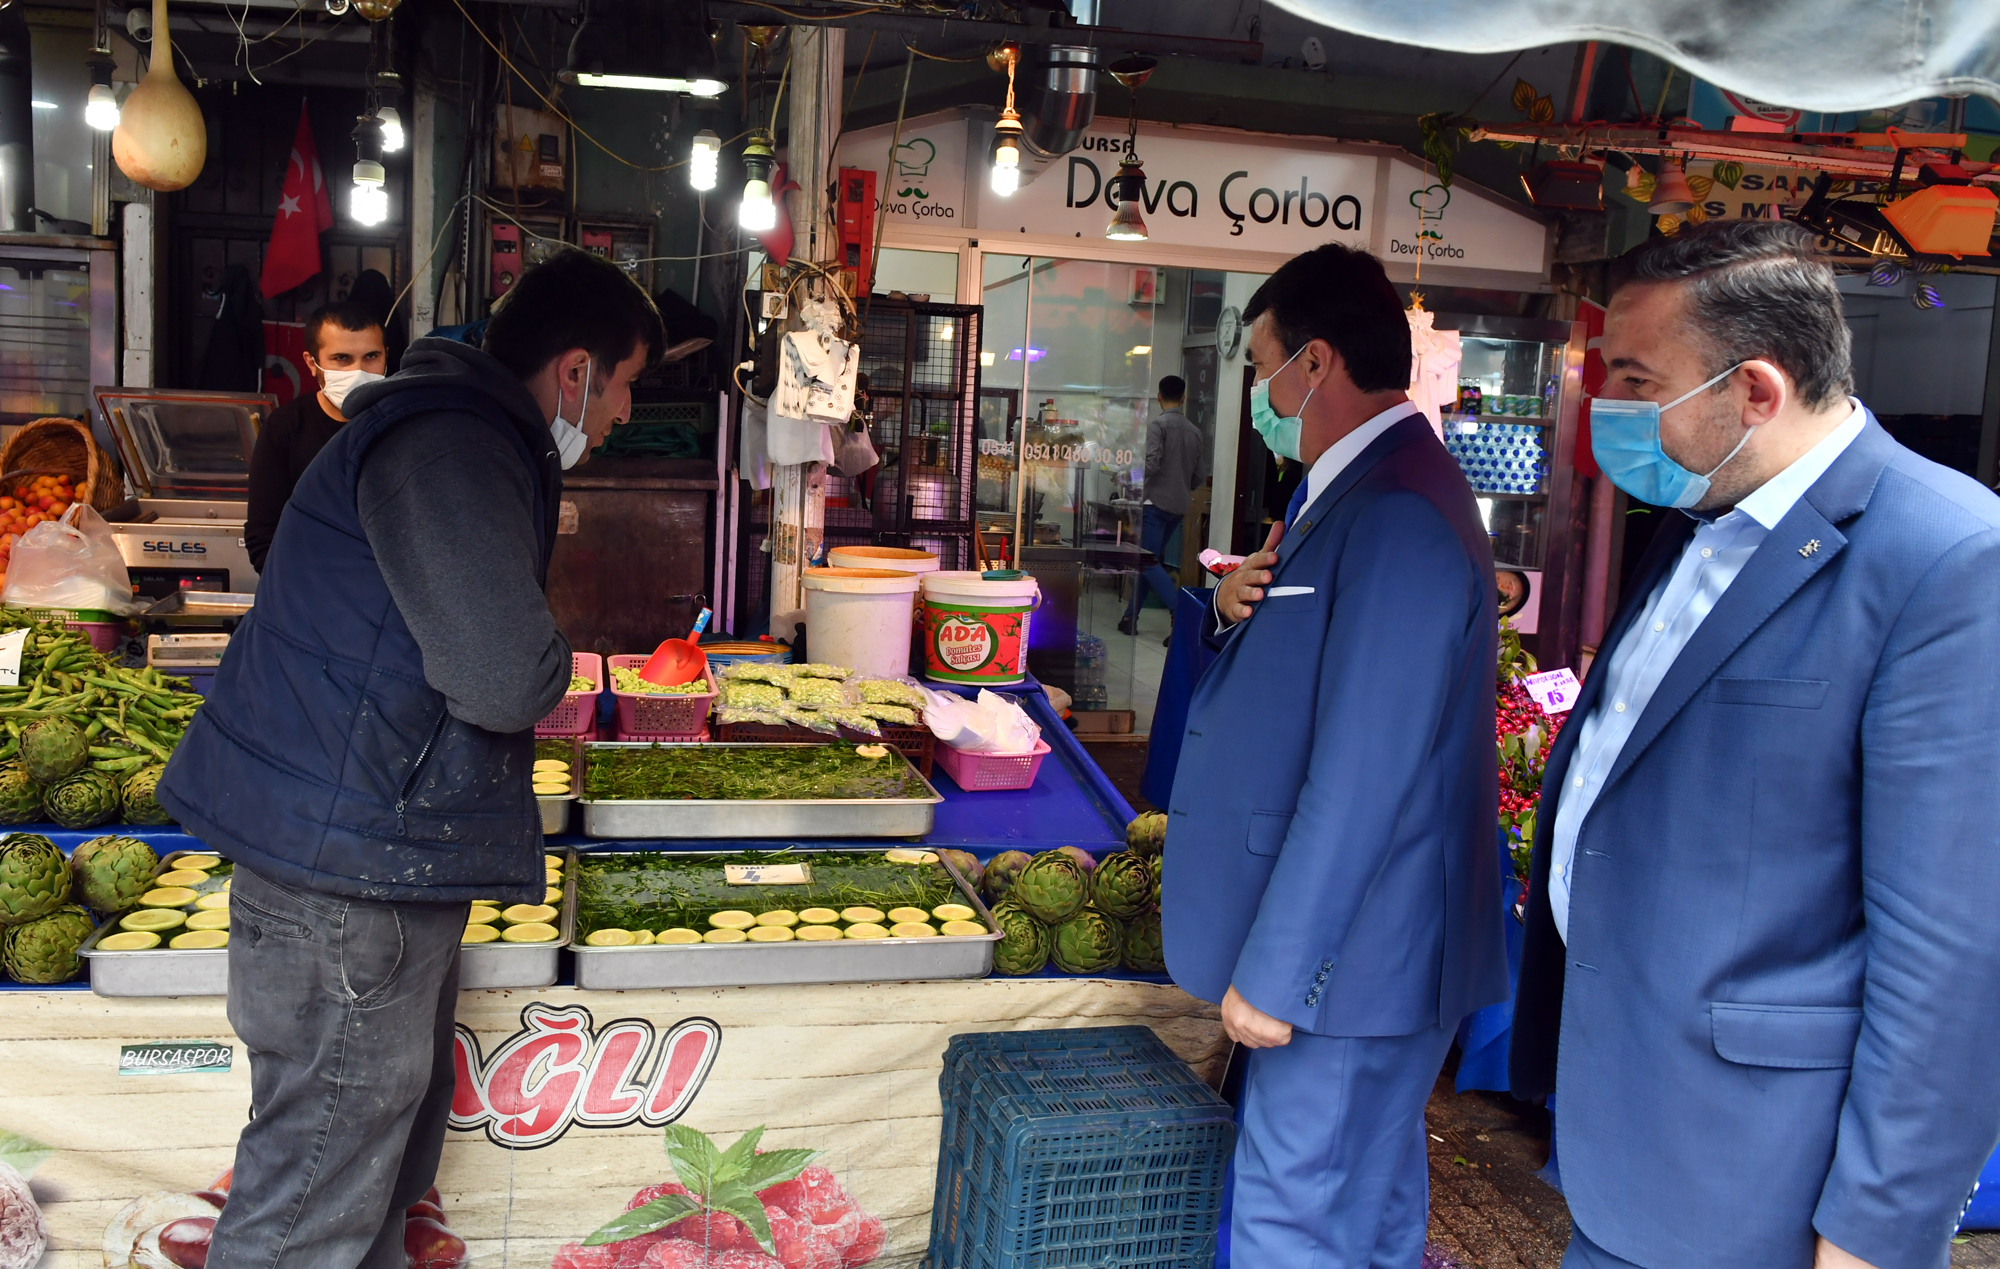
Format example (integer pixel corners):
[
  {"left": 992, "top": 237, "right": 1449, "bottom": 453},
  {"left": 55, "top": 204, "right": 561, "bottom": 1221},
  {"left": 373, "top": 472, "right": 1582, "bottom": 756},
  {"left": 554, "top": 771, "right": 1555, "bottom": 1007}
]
[
  {"left": 1511, "top": 220, "right": 2000, "bottom": 1269},
  {"left": 1165, "top": 242, "right": 1507, "bottom": 1264}
]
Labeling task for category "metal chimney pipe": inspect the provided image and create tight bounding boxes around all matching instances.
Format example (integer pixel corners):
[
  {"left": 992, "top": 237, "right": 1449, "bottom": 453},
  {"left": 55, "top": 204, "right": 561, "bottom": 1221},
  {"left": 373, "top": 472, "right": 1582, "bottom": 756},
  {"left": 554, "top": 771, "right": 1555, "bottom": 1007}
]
[
  {"left": 0, "top": 7, "right": 34, "bottom": 233},
  {"left": 1019, "top": 44, "right": 1099, "bottom": 162}
]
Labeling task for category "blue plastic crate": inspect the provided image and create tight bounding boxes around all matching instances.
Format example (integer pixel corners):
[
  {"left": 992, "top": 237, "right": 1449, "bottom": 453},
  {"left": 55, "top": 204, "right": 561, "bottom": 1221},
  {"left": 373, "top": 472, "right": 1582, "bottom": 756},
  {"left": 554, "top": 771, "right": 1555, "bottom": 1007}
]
[{"left": 931, "top": 1026, "right": 1235, "bottom": 1269}]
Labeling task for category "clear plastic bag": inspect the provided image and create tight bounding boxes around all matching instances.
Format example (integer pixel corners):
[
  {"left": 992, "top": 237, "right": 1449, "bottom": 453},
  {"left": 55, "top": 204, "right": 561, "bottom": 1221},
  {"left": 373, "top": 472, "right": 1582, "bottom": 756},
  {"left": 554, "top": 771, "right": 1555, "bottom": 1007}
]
[{"left": 0, "top": 503, "right": 143, "bottom": 615}]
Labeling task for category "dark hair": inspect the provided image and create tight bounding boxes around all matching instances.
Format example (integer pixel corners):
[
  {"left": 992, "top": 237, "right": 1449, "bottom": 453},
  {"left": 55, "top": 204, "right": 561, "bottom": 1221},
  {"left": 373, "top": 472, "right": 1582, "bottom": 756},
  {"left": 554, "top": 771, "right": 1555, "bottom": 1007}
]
[
  {"left": 485, "top": 249, "right": 665, "bottom": 382},
  {"left": 305, "top": 300, "right": 384, "bottom": 357},
  {"left": 1618, "top": 221, "right": 1852, "bottom": 410},
  {"left": 1158, "top": 375, "right": 1186, "bottom": 402},
  {"left": 1242, "top": 242, "right": 1408, "bottom": 393}
]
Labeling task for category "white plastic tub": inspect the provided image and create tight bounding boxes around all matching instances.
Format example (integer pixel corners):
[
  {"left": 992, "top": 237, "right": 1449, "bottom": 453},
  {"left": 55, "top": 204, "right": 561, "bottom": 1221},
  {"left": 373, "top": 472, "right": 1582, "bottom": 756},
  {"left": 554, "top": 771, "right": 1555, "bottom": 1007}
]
[{"left": 802, "top": 567, "right": 923, "bottom": 677}]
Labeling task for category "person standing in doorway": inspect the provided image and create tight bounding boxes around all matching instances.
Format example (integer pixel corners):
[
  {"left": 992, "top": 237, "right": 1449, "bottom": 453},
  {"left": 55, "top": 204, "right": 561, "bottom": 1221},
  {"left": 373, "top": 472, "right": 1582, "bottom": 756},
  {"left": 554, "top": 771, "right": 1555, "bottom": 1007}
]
[
  {"left": 243, "top": 301, "right": 388, "bottom": 572},
  {"left": 1119, "top": 375, "right": 1203, "bottom": 641}
]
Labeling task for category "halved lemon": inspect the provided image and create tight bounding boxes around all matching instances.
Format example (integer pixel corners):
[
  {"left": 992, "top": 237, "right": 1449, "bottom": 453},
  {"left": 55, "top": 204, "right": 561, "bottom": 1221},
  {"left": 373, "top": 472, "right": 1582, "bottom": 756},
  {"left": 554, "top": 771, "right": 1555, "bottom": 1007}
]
[
  {"left": 940, "top": 920, "right": 987, "bottom": 937},
  {"left": 932, "top": 903, "right": 976, "bottom": 923},
  {"left": 462, "top": 924, "right": 501, "bottom": 944},
  {"left": 501, "top": 904, "right": 557, "bottom": 925},
  {"left": 890, "top": 922, "right": 937, "bottom": 938},
  {"left": 195, "top": 893, "right": 230, "bottom": 911},
  {"left": 746, "top": 925, "right": 794, "bottom": 943},
  {"left": 855, "top": 744, "right": 889, "bottom": 759},
  {"left": 533, "top": 761, "right": 570, "bottom": 774},
  {"left": 703, "top": 928, "right": 747, "bottom": 944},
  {"left": 631, "top": 929, "right": 655, "bottom": 945},
  {"left": 471, "top": 898, "right": 500, "bottom": 908},
  {"left": 585, "top": 929, "right": 636, "bottom": 947},
  {"left": 99, "top": 930, "right": 161, "bottom": 951},
  {"left": 883, "top": 848, "right": 938, "bottom": 866},
  {"left": 154, "top": 869, "right": 209, "bottom": 888},
  {"left": 840, "top": 906, "right": 885, "bottom": 925},
  {"left": 794, "top": 925, "right": 842, "bottom": 942},
  {"left": 501, "top": 922, "right": 558, "bottom": 943},
  {"left": 139, "top": 887, "right": 198, "bottom": 908},
  {"left": 657, "top": 928, "right": 703, "bottom": 945},
  {"left": 887, "top": 907, "right": 931, "bottom": 925},
  {"left": 543, "top": 853, "right": 565, "bottom": 869},
  {"left": 755, "top": 910, "right": 799, "bottom": 928},
  {"left": 170, "top": 929, "right": 229, "bottom": 950},
  {"left": 843, "top": 923, "right": 890, "bottom": 940},
  {"left": 798, "top": 908, "right": 842, "bottom": 925},
  {"left": 466, "top": 906, "right": 500, "bottom": 925},
  {"left": 173, "top": 855, "right": 222, "bottom": 871},
  {"left": 707, "top": 910, "right": 756, "bottom": 930},
  {"left": 120, "top": 908, "right": 186, "bottom": 933},
  {"left": 533, "top": 783, "right": 569, "bottom": 796},
  {"left": 543, "top": 887, "right": 564, "bottom": 905},
  {"left": 186, "top": 910, "right": 232, "bottom": 931},
  {"left": 545, "top": 869, "right": 564, "bottom": 885}
]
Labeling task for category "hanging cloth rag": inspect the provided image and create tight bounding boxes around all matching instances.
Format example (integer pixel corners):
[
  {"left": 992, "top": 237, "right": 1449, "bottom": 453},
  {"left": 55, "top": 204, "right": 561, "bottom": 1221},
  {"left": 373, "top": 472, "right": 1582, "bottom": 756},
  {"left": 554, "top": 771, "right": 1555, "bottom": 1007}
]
[{"left": 1407, "top": 308, "right": 1462, "bottom": 440}]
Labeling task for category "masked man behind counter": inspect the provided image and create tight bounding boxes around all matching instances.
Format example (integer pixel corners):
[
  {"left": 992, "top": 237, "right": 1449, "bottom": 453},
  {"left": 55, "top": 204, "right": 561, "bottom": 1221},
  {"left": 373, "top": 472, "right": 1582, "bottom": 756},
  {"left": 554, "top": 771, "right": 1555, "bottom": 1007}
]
[{"left": 243, "top": 300, "right": 388, "bottom": 572}]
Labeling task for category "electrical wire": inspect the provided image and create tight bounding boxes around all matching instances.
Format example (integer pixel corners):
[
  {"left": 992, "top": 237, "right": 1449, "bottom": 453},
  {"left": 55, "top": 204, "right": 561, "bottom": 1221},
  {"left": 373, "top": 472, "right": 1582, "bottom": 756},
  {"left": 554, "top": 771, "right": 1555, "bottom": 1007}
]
[
  {"left": 394, "top": 191, "right": 472, "bottom": 316},
  {"left": 904, "top": 45, "right": 984, "bottom": 63}
]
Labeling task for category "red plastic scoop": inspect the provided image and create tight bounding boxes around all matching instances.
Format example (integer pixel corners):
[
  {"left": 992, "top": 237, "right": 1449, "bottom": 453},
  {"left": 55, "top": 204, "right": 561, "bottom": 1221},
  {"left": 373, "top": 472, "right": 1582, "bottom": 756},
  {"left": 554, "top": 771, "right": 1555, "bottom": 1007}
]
[{"left": 638, "top": 607, "right": 712, "bottom": 687}]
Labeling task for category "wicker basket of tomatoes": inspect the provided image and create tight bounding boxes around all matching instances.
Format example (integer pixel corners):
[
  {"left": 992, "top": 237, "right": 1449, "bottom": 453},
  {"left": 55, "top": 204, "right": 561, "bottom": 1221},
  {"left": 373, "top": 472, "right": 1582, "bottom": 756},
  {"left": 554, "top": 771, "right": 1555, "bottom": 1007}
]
[{"left": 0, "top": 418, "right": 123, "bottom": 512}]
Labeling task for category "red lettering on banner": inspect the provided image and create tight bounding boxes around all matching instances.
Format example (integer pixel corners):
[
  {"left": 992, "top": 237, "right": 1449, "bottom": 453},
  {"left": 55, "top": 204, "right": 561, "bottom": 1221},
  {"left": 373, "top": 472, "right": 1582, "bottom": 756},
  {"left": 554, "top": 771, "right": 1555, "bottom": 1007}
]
[
  {"left": 576, "top": 1022, "right": 653, "bottom": 1124},
  {"left": 646, "top": 1022, "right": 714, "bottom": 1123}
]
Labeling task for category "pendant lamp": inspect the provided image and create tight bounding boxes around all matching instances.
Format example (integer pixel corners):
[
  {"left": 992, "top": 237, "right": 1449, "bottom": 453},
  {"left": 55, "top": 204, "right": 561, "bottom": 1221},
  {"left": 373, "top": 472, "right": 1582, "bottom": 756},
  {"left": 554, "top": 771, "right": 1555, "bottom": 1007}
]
[
  {"left": 1648, "top": 164, "right": 1696, "bottom": 216},
  {"left": 1103, "top": 55, "right": 1156, "bottom": 241},
  {"left": 111, "top": 0, "right": 206, "bottom": 192}
]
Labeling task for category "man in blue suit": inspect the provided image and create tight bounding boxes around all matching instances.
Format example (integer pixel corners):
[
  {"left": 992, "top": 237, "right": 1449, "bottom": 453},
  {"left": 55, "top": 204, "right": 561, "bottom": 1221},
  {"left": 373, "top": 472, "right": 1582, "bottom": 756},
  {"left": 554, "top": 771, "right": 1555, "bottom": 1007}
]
[
  {"left": 1165, "top": 242, "right": 1507, "bottom": 1264},
  {"left": 1510, "top": 220, "right": 2000, "bottom": 1269}
]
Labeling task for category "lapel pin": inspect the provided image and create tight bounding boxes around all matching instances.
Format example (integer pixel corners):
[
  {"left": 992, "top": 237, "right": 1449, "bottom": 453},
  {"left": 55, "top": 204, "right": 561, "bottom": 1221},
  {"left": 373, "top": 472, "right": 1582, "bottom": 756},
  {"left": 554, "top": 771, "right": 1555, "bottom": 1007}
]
[{"left": 1799, "top": 539, "right": 1821, "bottom": 558}]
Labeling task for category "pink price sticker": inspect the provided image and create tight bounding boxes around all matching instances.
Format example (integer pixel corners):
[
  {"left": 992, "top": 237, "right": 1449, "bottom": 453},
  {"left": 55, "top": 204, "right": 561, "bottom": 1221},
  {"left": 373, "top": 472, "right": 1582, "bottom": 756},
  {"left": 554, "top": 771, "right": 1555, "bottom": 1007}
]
[{"left": 1523, "top": 667, "right": 1581, "bottom": 714}]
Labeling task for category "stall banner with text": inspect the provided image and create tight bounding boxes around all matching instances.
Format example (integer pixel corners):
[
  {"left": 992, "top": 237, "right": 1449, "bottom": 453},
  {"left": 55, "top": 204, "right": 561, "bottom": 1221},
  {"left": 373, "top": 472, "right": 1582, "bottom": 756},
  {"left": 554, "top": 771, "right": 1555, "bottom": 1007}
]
[{"left": 1, "top": 981, "right": 1224, "bottom": 1268}]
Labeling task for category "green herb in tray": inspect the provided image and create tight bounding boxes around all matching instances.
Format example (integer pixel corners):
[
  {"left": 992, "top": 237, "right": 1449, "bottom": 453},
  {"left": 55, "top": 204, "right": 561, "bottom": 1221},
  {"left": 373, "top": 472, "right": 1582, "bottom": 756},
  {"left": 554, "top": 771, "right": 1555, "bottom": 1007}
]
[
  {"left": 583, "top": 743, "right": 929, "bottom": 801},
  {"left": 575, "top": 850, "right": 958, "bottom": 937}
]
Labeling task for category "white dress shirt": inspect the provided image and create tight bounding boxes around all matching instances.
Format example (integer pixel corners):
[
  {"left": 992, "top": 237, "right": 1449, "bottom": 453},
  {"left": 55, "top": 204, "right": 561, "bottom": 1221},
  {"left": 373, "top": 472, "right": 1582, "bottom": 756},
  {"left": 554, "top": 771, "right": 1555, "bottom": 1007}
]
[{"left": 1548, "top": 402, "right": 1867, "bottom": 941}]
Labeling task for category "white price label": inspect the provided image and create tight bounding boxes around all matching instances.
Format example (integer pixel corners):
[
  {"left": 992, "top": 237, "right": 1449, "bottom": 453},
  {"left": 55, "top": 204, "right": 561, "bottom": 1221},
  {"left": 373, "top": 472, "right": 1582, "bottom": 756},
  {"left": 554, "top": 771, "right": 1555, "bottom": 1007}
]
[
  {"left": 1523, "top": 667, "right": 1581, "bottom": 714},
  {"left": 0, "top": 628, "right": 28, "bottom": 687},
  {"left": 724, "top": 863, "right": 813, "bottom": 886}
]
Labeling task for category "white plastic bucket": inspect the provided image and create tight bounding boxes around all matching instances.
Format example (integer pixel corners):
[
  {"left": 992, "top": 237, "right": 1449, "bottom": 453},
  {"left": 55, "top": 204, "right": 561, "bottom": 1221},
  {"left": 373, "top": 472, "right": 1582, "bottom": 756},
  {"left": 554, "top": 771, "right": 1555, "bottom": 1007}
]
[
  {"left": 802, "top": 567, "right": 923, "bottom": 678},
  {"left": 827, "top": 545, "right": 940, "bottom": 578},
  {"left": 920, "top": 571, "right": 1040, "bottom": 685}
]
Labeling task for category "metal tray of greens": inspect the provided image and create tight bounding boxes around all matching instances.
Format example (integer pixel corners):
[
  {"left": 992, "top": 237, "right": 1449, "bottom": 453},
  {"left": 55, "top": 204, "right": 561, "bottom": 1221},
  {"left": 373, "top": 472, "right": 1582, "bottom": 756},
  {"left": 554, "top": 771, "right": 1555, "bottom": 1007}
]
[
  {"left": 80, "top": 849, "right": 234, "bottom": 997},
  {"left": 578, "top": 742, "right": 944, "bottom": 839},
  {"left": 458, "top": 847, "right": 576, "bottom": 990},
  {"left": 569, "top": 848, "right": 1000, "bottom": 989},
  {"left": 535, "top": 738, "right": 581, "bottom": 836}
]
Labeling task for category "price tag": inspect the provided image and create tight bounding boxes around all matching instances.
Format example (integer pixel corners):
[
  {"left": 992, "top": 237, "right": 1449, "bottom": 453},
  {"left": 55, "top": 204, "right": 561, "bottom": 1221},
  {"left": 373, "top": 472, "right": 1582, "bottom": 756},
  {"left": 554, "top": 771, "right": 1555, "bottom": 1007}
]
[
  {"left": 724, "top": 863, "right": 812, "bottom": 886},
  {"left": 0, "top": 627, "right": 27, "bottom": 686},
  {"left": 119, "top": 1042, "right": 234, "bottom": 1076},
  {"left": 1523, "top": 667, "right": 1581, "bottom": 714}
]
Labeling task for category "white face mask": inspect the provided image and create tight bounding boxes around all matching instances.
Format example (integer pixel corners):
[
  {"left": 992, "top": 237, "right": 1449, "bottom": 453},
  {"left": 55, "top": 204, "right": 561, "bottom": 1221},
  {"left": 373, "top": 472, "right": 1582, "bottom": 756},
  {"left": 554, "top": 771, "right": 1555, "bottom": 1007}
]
[
  {"left": 549, "top": 358, "right": 594, "bottom": 470},
  {"left": 319, "top": 366, "right": 384, "bottom": 411}
]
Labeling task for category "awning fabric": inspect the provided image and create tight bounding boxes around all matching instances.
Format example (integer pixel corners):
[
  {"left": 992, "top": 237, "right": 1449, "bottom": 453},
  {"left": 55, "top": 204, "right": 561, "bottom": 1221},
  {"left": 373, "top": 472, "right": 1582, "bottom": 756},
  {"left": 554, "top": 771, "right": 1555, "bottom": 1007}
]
[{"left": 1265, "top": 1, "right": 2000, "bottom": 112}]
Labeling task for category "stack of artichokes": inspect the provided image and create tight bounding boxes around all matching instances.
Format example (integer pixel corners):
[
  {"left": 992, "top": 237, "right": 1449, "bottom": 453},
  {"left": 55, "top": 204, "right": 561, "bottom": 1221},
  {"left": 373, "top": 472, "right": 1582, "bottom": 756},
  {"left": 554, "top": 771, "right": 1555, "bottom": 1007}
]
[
  {"left": 0, "top": 830, "right": 161, "bottom": 983},
  {"left": 975, "top": 816, "right": 1167, "bottom": 977}
]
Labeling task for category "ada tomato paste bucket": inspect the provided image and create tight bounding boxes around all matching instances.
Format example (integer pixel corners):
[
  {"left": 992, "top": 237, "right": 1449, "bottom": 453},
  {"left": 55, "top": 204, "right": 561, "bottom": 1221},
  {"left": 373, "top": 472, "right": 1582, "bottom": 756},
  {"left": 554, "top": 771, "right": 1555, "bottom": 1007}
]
[{"left": 921, "top": 570, "right": 1040, "bottom": 685}]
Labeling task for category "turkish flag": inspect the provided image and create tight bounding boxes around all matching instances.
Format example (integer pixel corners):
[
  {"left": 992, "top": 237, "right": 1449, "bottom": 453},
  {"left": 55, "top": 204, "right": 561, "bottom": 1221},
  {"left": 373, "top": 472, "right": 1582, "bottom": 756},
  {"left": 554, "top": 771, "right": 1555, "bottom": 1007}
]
[{"left": 259, "top": 101, "right": 336, "bottom": 299}]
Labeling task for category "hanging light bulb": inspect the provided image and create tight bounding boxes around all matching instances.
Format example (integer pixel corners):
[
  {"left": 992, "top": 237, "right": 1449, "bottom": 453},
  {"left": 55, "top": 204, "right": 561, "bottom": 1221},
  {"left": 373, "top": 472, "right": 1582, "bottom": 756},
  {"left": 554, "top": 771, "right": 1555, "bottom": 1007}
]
[
  {"left": 84, "top": 47, "right": 118, "bottom": 131},
  {"left": 375, "top": 105, "right": 404, "bottom": 153},
  {"left": 350, "top": 114, "right": 389, "bottom": 226},
  {"left": 739, "top": 129, "right": 776, "bottom": 232},
  {"left": 989, "top": 45, "right": 1022, "bottom": 197},
  {"left": 689, "top": 129, "right": 721, "bottom": 191},
  {"left": 1105, "top": 157, "right": 1148, "bottom": 240}
]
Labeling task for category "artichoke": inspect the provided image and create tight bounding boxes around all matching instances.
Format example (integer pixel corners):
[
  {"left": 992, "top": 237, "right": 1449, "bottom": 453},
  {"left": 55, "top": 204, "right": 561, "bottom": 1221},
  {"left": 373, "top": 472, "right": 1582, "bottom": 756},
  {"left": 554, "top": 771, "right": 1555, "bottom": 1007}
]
[
  {"left": 1125, "top": 811, "right": 1167, "bottom": 858},
  {"left": 1013, "top": 850, "right": 1087, "bottom": 925},
  {"left": 990, "top": 902, "right": 1051, "bottom": 976},
  {"left": 981, "top": 850, "right": 1032, "bottom": 907},
  {"left": 1090, "top": 851, "right": 1153, "bottom": 920},
  {"left": 0, "top": 764, "right": 40, "bottom": 825},
  {"left": 0, "top": 834, "right": 69, "bottom": 927},
  {"left": 1052, "top": 906, "right": 1123, "bottom": 975},
  {"left": 1123, "top": 910, "right": 1165, "bottom": 973},
  {"left": 120, "top": 765, "right": 174, "bottom": 826},
  {"left": 19, "top": 716, "right": 87, "bottom": 785},
  {"left": 70, "top": 836, "right": 160, "bottom": 913},
  {"left": 1055, "top": 845, "right": 1098, "bottom": 875},
  {"left": 935, "top": 848, "right": 983, "bottom": 893},
  {"left": 45, "top": 769, "right": 118, "bottom": 830},
  {"left": 2, "top": 903, "right": 95, "bottom": 983}
]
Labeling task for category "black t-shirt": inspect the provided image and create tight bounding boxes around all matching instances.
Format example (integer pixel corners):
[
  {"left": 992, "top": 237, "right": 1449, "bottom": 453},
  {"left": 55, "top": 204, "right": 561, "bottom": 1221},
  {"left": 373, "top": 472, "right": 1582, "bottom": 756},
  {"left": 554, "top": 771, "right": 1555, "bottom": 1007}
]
[{"left": 245, "top": 392, "right": 345, "bottom": 573}]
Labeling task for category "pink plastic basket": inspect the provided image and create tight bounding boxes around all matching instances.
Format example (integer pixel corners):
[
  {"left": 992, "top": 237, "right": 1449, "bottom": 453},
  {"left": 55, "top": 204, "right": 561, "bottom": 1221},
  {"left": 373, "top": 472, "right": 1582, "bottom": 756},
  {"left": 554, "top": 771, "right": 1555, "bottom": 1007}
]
[
  {"left": 934, "top": 738, "right": 1051, "bottom": 792},
  {"left": 615, "top": 724, "right": 710, "bottom": 744},
  {"left": 609, "top": 655, "right": 719, "bottom": 736},
  {"left": 534, "top": 653, "right": 603, "bottom": 738}
]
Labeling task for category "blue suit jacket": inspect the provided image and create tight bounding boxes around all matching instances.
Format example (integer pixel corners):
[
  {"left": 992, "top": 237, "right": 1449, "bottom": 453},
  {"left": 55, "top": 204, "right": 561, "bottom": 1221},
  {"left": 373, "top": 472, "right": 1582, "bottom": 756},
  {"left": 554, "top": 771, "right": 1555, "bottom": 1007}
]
[
  {"left": 1163, "top": 414, "right": 1508, "bottom": 1037},
  {"left": 1509, "top": 416, "right": 2000, "bottom": 1269}
]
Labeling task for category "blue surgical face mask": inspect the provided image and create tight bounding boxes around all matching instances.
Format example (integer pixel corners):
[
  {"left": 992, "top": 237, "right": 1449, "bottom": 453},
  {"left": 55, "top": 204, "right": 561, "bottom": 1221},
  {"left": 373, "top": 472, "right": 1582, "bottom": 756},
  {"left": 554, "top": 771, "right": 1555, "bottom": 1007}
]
[
  {"left": 1590, "top": 362, "right": 1751, "bottom": 508},
  {"left": 1250, "top": 345, "right": 1311, "bottom": 462}
]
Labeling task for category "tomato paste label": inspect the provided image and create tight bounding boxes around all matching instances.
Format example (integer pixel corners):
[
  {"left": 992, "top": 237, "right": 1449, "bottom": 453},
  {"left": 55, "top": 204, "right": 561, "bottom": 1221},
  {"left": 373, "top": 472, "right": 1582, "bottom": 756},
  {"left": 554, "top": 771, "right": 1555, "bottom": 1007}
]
[{"left": 924, "top": 605, "right": 1028, "bottom": 681}]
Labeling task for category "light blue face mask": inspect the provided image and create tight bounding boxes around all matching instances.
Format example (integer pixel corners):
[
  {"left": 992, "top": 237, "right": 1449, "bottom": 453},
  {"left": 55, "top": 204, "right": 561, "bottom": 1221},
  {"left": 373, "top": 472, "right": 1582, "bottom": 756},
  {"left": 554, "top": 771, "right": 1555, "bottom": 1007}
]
[
  {"left": 1590, "top": 361, "right": 1751, "bottom": 508},
  {"left": 1250, "top": 345, "right": 1312, "bottom": 462}
]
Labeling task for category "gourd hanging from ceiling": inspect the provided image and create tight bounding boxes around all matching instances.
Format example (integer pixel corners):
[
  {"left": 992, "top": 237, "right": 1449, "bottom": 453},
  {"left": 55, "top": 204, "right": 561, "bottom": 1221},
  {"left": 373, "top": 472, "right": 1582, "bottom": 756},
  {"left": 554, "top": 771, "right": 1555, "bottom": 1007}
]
[{"left": 111, "top": 0, "right": 206, "bottom": 192}]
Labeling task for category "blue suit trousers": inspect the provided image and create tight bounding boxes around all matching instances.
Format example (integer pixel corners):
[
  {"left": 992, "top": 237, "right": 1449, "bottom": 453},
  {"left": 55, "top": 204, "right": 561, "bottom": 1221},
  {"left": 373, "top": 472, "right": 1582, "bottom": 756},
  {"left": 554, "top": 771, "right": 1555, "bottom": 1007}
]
[{"left": 1228, "top": 1022, "right": 1453, "bottom": 1267}]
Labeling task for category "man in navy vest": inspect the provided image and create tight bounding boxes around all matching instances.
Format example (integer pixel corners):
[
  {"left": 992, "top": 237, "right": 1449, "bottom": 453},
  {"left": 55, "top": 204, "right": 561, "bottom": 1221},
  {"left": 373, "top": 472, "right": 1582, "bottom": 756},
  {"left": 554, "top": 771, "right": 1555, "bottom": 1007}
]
[
  {"left": 1511, "top": 222, "right": 2000, "bottom": 1269},
  {"left": 1165, "top": 243, "right": 1505, "bottom": 1264},
  {"left": 159, "top": 250, "right": 662, "bottom": 1269}
]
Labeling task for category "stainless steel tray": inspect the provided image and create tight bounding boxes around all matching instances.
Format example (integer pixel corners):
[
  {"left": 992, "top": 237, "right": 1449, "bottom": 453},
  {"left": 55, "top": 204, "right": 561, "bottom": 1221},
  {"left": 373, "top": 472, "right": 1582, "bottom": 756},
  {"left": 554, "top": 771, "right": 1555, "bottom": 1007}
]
[
  {"left": 537, "top": 739, "right": 581, "bottom": 836},
  {"left": 80, "top": 850, "right": 576, "bottom": 996},
  {"left": 578, "top": 743, "right": 944, "bottom": 839},
  {"left": 570, "top": 850, "right": 1000, "bottom": 989},
  {"left": 144, "top": 592, "right": 256, "bottom": 619}
]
